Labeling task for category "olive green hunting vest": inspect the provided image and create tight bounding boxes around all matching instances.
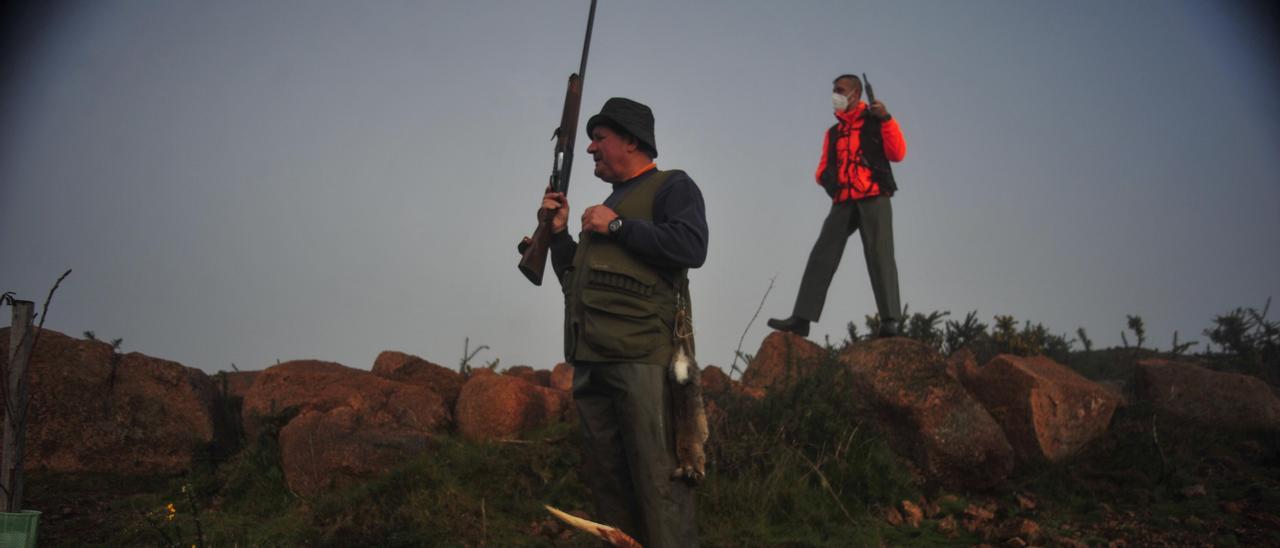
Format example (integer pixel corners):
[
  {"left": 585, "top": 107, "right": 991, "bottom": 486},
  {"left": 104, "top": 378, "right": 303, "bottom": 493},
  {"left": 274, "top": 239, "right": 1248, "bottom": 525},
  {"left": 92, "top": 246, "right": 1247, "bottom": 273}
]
[{"left": 563, "top": 170, "right": 688, "bottom": 365}]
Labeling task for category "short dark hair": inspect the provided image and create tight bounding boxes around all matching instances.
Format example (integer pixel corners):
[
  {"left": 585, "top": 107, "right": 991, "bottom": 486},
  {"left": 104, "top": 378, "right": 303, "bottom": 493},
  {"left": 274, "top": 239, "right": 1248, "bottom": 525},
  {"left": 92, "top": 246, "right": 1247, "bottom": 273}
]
[{"left": 833, "top": 74, "right": 862, "bottom": 94}]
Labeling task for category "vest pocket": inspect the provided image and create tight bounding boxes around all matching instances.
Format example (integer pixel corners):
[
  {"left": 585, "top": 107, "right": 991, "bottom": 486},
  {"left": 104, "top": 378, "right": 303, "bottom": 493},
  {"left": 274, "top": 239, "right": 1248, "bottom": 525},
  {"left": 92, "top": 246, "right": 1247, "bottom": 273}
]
[{"left": 579, "top": 265, "right": 663, "bottom": 359}]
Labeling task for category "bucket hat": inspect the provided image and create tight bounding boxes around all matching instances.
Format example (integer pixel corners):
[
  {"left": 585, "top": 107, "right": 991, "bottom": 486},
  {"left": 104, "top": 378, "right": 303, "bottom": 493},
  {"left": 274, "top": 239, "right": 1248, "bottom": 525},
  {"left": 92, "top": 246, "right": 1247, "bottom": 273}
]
[{"left": 586, "top": 97, "right": 657, "bottom": 158}]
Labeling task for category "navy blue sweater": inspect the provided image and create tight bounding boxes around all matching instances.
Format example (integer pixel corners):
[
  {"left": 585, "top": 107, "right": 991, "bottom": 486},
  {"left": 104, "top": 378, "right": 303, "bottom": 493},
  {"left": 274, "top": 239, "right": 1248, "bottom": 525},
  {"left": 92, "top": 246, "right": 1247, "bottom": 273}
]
[{"left": 550, "top": 168, "right": 708, "bottom": 285}]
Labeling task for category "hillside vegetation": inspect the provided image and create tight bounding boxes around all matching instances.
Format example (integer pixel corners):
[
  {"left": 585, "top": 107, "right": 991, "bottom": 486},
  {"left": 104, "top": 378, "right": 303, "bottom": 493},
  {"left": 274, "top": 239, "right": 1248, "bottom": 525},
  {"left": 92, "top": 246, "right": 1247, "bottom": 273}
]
[{"left": 22, "top": 303, "right": 1280, "bottom": 546}]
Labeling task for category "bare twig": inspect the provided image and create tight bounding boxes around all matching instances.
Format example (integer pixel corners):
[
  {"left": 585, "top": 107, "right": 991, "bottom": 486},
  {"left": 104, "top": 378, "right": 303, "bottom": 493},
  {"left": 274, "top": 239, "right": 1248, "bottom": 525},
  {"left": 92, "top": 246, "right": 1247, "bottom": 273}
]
[
  {"left": 730, "top": 276, "right": 775, "bottom": 380},
  {"left": 1152, "top": 414, "right": 1168, "bottom": 481},
  {"left": 4, "top": 269, "right": 71, "bottom": 436},
  {"left": 834, "top": 424, "right": 860, "bottom": 461},
  {"left": 459, "top": 337, "right": 489, "bottom": 375},
  {"left": 34, "top": 269, "right": 72, "bottom": 337}
]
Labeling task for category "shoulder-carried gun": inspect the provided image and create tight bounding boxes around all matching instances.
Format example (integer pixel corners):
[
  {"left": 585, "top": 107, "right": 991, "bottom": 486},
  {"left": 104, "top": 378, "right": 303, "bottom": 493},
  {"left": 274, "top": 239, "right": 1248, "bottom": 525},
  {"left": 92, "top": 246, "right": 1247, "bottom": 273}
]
[{"left": 517, "top": 0, "right": 598, "bottom": 286}]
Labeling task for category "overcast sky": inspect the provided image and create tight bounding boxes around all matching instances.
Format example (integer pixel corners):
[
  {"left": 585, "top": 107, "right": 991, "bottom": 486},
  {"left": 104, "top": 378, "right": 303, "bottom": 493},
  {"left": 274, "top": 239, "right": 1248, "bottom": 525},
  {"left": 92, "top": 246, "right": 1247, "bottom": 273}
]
[{"left": 3, "top": 0, "right": 1277, "bottom": 375}]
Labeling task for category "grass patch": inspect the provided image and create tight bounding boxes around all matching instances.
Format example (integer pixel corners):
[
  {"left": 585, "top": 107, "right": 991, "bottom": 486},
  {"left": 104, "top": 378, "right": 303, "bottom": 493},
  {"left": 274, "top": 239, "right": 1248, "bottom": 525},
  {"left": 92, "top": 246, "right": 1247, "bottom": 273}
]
[
  {"left": 299, "top": 422, "right": 589, "bottom": 546},
  {"left": 699, "top": 352, "right": 926, "bottom": 546}
]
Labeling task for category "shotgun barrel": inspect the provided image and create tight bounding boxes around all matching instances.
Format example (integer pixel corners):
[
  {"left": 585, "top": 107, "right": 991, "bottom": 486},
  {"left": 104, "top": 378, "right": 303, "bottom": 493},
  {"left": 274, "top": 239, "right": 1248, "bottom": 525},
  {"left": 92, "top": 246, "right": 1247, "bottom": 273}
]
[{"left": 518, "top": 0, "right": 598, "bottom": 286}]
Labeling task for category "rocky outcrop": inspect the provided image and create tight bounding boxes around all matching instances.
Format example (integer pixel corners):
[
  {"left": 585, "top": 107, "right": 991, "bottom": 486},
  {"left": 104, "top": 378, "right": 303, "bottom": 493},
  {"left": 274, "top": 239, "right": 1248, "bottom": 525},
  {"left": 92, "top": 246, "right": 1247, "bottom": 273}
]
[
  {"left": 740, "top": 332, "right": 826, "bottom": 394},
  {"left": 504, "top": 365, "right": 552, "bottom": 388},
  {"left": 278, "top": 407, "right": 434, "bottom": 498},
  {"left": 840, "top": 338, "right": 1014, "bottom": 489},
  {"left": 1, "top": 328, "right": 218, "bottom": 475},
  {"left": 216, "top": 370, "right": 259, "bottom": 401},
  {"left": 961, "top": 354, "right": 1121, "bottom": 462},
  {"left": 1135, "top": 359, "right": 1280, "bottom": 432},
  {"left": 242, "top": 360, "right": 450, "bottom": 440},
  {"left": 371, "top": 350, "right": 463, "bottom": 408},
  {"left": 700, "top": 365, "right": 731, "bottom": 398},
  {"left": 242, "top": 359, "right": 449, "bottom": 495},
  {"left": 944, "top": 348, "right": 980, "bottom": 382},
  {"left": 550, "top": 362, "right": 573, "bottom": 393},
  {"left": 454, "top": 370, "right": 569, "bottom": 441}
]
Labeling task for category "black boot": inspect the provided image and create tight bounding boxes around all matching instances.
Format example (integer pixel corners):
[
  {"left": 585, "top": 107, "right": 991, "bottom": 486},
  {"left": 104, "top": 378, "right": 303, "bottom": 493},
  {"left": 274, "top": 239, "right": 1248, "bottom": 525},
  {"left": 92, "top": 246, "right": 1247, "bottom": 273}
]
[
  {"left": 878, "top": 319, "right": 900, "bottom": 338},
  {"left": 767, "top": 316, "right": 810, "bottom": 337}
]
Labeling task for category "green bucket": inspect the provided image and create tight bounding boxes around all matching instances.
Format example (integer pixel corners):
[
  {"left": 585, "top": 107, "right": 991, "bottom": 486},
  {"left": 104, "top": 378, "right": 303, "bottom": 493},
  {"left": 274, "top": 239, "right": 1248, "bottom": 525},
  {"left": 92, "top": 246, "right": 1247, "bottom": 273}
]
[{"left": 0, "top": 510, "right": 39, "bottom": 548}]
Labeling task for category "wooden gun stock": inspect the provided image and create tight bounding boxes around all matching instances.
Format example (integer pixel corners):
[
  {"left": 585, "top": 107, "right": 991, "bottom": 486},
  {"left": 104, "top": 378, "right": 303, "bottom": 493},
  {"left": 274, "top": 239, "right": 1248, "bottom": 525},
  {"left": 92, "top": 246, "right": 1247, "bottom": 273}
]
[{"left": 517, "top": 208, "right": 555, "bottom": 285}]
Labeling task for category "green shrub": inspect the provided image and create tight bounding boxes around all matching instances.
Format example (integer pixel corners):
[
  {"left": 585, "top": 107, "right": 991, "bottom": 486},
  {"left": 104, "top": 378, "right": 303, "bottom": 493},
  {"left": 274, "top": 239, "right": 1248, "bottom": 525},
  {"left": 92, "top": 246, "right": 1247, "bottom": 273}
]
[
  {"left": 700, "top": 352, "right": 919, "bottom": 545},
  {"left": 1204, "top": 299, "right": 1279, "bottom": 385}
]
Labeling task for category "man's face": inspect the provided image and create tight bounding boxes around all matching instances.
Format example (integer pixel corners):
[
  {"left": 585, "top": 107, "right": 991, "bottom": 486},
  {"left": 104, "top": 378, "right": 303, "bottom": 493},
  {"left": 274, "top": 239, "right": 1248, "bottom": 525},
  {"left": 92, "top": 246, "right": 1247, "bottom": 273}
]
[
  {"left": 586, "top": 125, "right": 631, "bottom": 183},
  {"left": 833, "top": 78, "right": 861, "bottom": 111}
]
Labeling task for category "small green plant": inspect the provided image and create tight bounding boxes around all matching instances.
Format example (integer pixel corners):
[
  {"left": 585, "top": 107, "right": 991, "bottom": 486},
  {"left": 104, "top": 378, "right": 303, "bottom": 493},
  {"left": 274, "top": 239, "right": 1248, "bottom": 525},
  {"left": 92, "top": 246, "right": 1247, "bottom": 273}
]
[
  {"left": 730, "top": 350, "right": 754, "bottom": 379},
  {"left": 1076, "top": 327, "right": 1094, "bottom": 353},
  {"left": 83, "top": 332, "right": 125, "bottom": 384},
  {"left": 902, "top": 305, "right": 949, "bottom": 351},
  {"left": 946, "top": 313, "right": 1075, "bottom": 363},
  {"left": 992, "top": 316, "right": 1047, "bottom": 356},
  {"left": 216, "top": 442, "right": 293, "bottom": 517},
  {"left": 138, "top": 483, "right": 205, "bottom": 548},
  {"left": 1204, "top": 298, "right": 1279, "bottom": 383},
  {"left": 85, "top": 332, "right": 128, "bottom": 416},
  {"left": 864, "top": 313, "right": 882, "bottom": 338},
  {"left": 458, "top": 336, "right": 489, "bottom": 377},
  {"left": 845, "top": 320, "right": 864, "bottom": 346},
  {"left": 82, "top": 330, "right": 124, "bottom": 351},
  {"left": 1169, "top": 330, "right": 1198, "bottom": 356},
  {"left": 1121, "top": 314, "right": 1147, "bottom": 354},
  {"left": 944, "top": 311, "right": 987, "bottom": 355}
]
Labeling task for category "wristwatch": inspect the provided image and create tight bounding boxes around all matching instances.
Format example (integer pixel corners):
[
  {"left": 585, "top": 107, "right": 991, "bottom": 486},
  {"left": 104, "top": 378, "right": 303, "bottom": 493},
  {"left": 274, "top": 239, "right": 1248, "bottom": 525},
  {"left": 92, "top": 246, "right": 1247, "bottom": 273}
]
[{"left": 607, "top": 216, "right": 624, "bottom": 236}]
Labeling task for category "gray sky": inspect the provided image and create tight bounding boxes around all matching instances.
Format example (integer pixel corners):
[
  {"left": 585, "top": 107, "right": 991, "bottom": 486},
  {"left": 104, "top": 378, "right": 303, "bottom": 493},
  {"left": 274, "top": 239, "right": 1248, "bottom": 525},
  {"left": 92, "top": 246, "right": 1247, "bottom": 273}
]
[{"left": 3, "top": 0, "right": 1278, "bottom": 375}]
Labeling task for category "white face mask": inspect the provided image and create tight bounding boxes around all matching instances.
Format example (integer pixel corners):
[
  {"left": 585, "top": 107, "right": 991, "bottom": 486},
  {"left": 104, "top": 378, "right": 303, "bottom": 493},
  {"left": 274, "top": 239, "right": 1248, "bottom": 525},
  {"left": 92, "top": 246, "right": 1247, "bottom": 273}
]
[{"left": 832, "top": 92, "right": 851, "bottom": 112}]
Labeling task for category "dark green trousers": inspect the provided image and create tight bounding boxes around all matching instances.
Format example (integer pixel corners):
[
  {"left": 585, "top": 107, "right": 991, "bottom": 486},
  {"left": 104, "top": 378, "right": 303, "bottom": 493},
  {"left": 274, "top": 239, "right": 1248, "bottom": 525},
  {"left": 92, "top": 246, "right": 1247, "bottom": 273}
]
[
  {"left": 573, "top": 361, "right": 698, "bottom": 548},
  {"left": 793, "top": 195, "right": 901, "bottom": 323}
]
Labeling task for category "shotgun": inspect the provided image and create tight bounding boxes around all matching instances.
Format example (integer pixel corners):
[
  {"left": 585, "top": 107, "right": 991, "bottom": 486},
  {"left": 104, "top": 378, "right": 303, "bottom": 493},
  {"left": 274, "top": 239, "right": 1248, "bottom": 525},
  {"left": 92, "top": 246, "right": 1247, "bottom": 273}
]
[{"left": 518, "top": 0, "right": 598, "bottom": 286}]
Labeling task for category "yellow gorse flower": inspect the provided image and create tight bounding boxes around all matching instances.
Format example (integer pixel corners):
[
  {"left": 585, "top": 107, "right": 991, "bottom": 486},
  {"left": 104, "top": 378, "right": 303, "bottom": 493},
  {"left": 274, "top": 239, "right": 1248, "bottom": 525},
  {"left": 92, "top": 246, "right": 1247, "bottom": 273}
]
[{"left": 166, "top": 503, "right": 177, "bottom": 521}]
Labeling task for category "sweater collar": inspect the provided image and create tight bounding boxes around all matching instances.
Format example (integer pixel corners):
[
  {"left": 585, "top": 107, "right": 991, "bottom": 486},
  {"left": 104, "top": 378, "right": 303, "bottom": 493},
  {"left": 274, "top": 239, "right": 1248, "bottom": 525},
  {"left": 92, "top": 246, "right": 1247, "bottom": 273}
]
[{"left": 623, "top": 162, "right": 657, "bottom": 182}]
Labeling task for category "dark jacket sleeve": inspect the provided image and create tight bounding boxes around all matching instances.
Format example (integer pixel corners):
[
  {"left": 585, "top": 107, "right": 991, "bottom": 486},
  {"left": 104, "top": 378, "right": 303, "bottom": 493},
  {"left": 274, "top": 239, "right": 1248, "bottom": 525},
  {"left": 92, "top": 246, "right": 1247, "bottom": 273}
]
[
  {"left": 549, "top": 230, "right": 577, "bottom": 286},
  {"left": 616, "top": 171, "right": 709, "bottom": 269}
]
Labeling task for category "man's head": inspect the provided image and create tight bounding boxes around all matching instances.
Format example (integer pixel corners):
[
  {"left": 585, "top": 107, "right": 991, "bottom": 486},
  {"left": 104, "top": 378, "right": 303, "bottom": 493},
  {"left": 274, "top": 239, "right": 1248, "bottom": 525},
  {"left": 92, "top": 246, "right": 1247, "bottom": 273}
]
[
  {"left": 585, "top": 98, "right": 658, "bottom": 183},
  {"left": 832, "top": 74, "right": 862, "bottom": 112}
]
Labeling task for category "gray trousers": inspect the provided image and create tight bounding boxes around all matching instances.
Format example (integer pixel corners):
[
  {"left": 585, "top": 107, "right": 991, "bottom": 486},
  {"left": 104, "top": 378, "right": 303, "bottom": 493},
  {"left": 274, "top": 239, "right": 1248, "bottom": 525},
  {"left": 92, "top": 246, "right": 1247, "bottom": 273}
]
[
  {"left": 573, "top": 361, "right": 698, "bottom": 548},
  {"left": 793, "top": 195, "right": 901, "bottom": 323}
]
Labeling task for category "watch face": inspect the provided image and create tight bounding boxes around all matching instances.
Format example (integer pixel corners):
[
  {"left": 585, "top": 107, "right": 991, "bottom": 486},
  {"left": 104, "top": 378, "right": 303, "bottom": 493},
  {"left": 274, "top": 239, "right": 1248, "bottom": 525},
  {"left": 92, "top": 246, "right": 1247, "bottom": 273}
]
[{"left": 608, "top": 218, "right": 622, "bottom": 233}]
